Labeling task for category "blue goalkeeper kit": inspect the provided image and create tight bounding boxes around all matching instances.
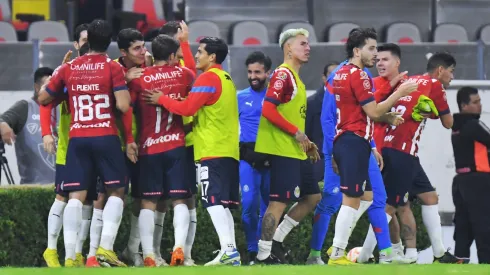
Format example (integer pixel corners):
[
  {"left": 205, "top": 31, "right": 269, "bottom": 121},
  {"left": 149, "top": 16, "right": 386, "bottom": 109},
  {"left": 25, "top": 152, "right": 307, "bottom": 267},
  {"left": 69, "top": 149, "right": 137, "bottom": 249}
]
[
  {"left": 237, "top": 87, "right": 270, "bottom": 253},
  {"left": 309, "top": 60, "right": 391, "bottom": 253}
]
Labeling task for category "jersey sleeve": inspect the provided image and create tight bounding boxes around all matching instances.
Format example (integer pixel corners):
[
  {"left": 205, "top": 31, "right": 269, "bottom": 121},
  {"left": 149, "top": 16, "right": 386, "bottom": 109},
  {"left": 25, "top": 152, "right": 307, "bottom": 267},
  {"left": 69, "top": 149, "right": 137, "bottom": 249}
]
[
  {"left": 350, "top": 69, "right": 375, "bottom": 106},
  {"left": 320, "top": 88, "right": 336, "bottom": 156},
  {"left": 430, "top": 80, "right": 450, "bottom": 115},
  {"left": 128, "top": 78, "right": 142, "bottom": 105},
  {"left": 40, "top": 95, "right": 66, "bottom": 137},
  {"left": 45, "top": 64, "right": 67, "bottom": 96},
  {"left": 264, "top": 69, "right": 293, "bottom": 105},
  {"left": 182, "top": 66, "right": 196, "bottom": 97},
  {"left": 181, "top": 42, "right": 197, "bottom": 75},
  {"left": 110, "top": 61, "right": 128, "bottom": 92}
]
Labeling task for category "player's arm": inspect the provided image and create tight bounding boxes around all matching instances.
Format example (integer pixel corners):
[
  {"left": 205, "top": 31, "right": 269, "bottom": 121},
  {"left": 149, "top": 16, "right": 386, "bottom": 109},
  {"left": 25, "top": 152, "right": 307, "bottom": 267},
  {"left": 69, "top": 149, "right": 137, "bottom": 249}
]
[
  {"left": 181, "top": 41, "right": 197, "bottom": 75},
  {"left": 111, "top": 61, "right": 131, "bottom": 113},
  {"left": 321, "top": 87, "right": 336, "bottom": 156},
  {"left": 0, "top": 100, "right": 28, "bottom": 145},
  {"left": 39, "top": 65, "right": 66, "bottom": 105},
  {"left": 430, "top": 81, "right": 453, "bottom": 129},
  {"left": 305, "top": 96, "right": 315, "bottom": 139},
  {"left": 40, "top": 94, "right": 66, "bottom": 137}
]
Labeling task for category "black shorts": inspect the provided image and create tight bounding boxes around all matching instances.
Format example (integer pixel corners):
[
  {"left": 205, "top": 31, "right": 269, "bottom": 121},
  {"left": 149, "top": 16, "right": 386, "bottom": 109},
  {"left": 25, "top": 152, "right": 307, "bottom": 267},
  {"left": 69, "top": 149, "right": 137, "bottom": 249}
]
[
  {"left": 186, "top": 146, "right": 198, "bottom": 195},
  {"left": 126, "top": 157, "right": 140, "bottom": 198},
  {"left": 138, "top": 146, "right": 191, "bottom": 200},
  {"left": 199, "top": 157, "right": 239, "bottom": 209},
  {"left": 55, "top": 164, "right": 68, "bottom": 198},
  {"left": 332, "top": 132, "right": 371, "bottom": 198},
  {"left": 268, "top": 155, "right": 321, "bottom": 202},
  {"left": 382, "top": 147, "right": 435, "bottom": 207}
]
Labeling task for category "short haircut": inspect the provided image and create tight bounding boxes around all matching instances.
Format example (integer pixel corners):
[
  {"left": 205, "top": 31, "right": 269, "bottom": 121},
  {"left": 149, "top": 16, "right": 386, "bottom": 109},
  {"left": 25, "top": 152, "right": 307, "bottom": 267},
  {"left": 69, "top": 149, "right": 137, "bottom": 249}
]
[
  {"left": 34, "top": 67, "right": 54, "bottom": 84},
  {"left": 279, "top": 28, "right": 309, "bottom": 49},
  {"left": 323, "top": 62, "right": 339, "bottom": 76},
  {"left": 117, "top": 28, "right": 144, "bottom": 50},
  {"left": 74, "top": 23, "right": 89, "bottom": 43},
  {"left": 199, "top": 37, "right": 228, "bottom": 64},
  {"left": 159, "top": 21, "right": 180, "bottom": 37},
  {"left": 152, "top": 34, "right": 180, "bottom": 61},
  {"left": 426, "top": 52, "right": 456, "bottom": 72},
  {"left": 87, "top": 19, "right": 112, "bottom": 53},
  {"left": 377, "top": 43, "right": 401, "bottom": 58},
  {"left": 245, "top": 51, "right": 272, "bottom": 72},
  {"left": 345, "top": 27, "right": 377, "bottom": 58},
  {"left": 457, "top": 86, "right": 479, "bottom": 111},
  {"left": 79, "top": 42, "right": 90, "bottom": 56}
]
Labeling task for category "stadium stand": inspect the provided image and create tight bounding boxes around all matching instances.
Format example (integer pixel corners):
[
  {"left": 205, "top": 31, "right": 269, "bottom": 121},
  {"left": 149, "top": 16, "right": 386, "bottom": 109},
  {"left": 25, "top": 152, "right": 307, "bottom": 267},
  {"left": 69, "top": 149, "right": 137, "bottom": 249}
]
[
  {"left": 232, "top": 21, "right": 269, "bottom": 45},
  {"left": 188, "top": 20, "right": 221, "bottom": 43},
  {"left": 122, "top": 0, "right": 166, "bottom": 30},
  {"left": 328, "top": 22, "right": 360, "bottom": 43},
  {"left": 386, "top": 23, "right": 422, "bottom": 44},
  {"left": 27, "top": 21, "right": 69, "bottom": 42},
  {"left": 480, "top": 24, "right": 490, "bottom": 44},
  {"left": 433, "top": 23, "right": 469, "bottom": 43},
  {"left": 0, "top": 21, "right": 17, "bottom": 42},
  {"left": 281, "top": 22, "right": 317, "bottom": 43}
]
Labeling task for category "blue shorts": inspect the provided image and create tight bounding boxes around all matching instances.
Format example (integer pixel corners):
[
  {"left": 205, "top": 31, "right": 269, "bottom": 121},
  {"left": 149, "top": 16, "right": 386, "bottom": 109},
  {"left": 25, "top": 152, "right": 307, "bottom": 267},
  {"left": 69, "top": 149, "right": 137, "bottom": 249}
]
[
  {"left": 138, "top": 146, "right": 191, "bottom": 200},
  {"left": 333, "top": 132, "right": 371, "bottom": 197},
  {"left": 62, "top": 135, "right": 127, "bottom": 194},
  {"left": 382, "top": 147, "right": 434, "bottom": 207},
  {"left": 186, "top": 146, "right": 198, "bottom": 195},
  {"left": 199, "top": 157, "right": 239, "bottom": 209}
]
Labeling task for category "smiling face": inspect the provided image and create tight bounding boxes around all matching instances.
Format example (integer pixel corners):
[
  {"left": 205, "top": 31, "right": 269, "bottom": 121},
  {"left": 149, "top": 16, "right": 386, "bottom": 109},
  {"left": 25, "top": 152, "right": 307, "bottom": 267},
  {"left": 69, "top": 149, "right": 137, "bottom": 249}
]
[
  {"left": 247, "top": 62, "right": 270, "bottom": 91},
  {"left": 195, "top": 43, "right": 212, "bottom": 71},
  {"left": 121, "top": 40, "right": 147, "bottom": 66}
]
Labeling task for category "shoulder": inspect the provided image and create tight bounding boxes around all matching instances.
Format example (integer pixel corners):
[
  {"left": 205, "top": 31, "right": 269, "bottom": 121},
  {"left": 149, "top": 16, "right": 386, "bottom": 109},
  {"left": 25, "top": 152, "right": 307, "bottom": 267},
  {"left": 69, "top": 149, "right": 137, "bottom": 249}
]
[
  {"left": 237, "top": 88, "right": 250, "bottom": 97},
  {"left": 196, "top": 70, "right": 220, "bottom": 84}
]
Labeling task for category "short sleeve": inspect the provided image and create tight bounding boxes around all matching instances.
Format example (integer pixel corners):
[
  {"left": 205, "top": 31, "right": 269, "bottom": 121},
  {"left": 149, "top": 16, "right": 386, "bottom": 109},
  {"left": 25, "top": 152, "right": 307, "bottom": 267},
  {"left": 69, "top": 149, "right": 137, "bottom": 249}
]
[
  {"left": 350, "top": 69, "right": 375, "bottom": 106},
  {"left": 46, "top": 64, "right": 67, "bottom": 96},
  {"left": 110, "top": 61, "right": 128, "bottom": 92},
  {"left": 264, "top": 69, "right": 293, "bottom": 105},
  {"left": 430, "top": 80, "right": 450, "bottom": 115}
]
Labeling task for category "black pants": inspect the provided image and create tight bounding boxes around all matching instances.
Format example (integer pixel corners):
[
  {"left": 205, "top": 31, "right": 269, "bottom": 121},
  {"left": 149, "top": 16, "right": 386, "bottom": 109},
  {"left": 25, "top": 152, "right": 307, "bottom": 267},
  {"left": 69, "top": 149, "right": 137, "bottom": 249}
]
[{"left": 452, "top": 172, "right": 490, "bottom": 263}]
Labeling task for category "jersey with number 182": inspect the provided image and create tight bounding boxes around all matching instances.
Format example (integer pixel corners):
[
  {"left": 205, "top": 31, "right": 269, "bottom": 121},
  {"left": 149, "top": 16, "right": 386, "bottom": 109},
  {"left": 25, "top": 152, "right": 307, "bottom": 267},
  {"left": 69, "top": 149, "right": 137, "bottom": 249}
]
[{"left": 128, "top": 64, "right": 194, "bottom": 155}]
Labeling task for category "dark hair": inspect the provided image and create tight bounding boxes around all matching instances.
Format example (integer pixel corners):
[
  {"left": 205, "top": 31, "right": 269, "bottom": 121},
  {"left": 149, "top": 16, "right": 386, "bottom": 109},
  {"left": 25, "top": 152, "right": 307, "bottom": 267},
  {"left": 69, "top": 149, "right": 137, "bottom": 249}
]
[
  {"left": 159, "top": 21, "right": 180, "bottom": 37},
  {"left": 377, "top": 43, "right": 401, "bottom": 58},
  {"left": 79, "top": 42, "right": 90, "bottom": 56},
  {"left": 117, "top": 28, "right": 144, "bottom": 50},
  {"left": 74, "top": 23, "right": 89, "bottom": 43},
  {"left": 87, "top": 19, "right": 112, "bottom": 53},
  {"left": 199, "top": 37, "right": 228, "bottom": 64},
  {"left": 345, "top": 28, "right": 377, "bottom": 58},
  {"left": 457, "top": 86, "right": 478, "bottom": 111},
  {"left": 34, "top": 67, "right": 54, "bottom": 84},
  {"left": 323, "top": 62, "right": 339, "bottom": 76},
  {"left": 426, "top": 52, "right": 456, "bottom": 73},
  {"left": 152, "top": 34, "right": 180, "bottom": 61},
  {"left": 245, "top": 51, "right": 272, "bottom": 72}
]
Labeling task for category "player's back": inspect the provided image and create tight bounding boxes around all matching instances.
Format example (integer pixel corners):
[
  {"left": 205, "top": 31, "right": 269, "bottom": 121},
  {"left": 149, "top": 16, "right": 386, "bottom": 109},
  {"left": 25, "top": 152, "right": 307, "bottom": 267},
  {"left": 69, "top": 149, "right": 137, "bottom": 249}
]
[
  {"left": 131, "top": 65, "right": 193, "bottom": 155},
  {"left": 63, "top": 54, "right": 125, "bottom": 138}
]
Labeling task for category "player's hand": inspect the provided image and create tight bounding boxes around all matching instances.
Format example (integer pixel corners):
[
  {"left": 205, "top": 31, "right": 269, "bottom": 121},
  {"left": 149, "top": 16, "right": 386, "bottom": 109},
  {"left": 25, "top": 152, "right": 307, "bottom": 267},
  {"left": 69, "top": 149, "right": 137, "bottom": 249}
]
[
  {"left": 372, "top": 148, "right": 384, "bottom": 170},
  {"left": 306, "top": 142, "right": 321, "bottom": 163},
  {"left": 62, "top": 50, "right": 72, "bottom": 64},
  {"left": 420, "top": 112, "right": 432, "bottom": 119},
  {"left": 144, "top": 51, "right": 154, "bottom": 67},
  {"left": 390, "top": 71, "right": 408, "bottom": 88},
  {"left": 295, "top": 130, "right": 312, "bottom": 151},
  {"left": 43, "top": 134, "right": 56, "bottom": 154},
  {"left": 395, "top": 81, "right": 418, "bottom": 97},
  {"left": 332, "top": 157, "right": 339, "bottom": 175},
  {"left": 125, "top": 67, "right": 144, "bottom": 83},
  {"left": 0, "top": 122, "right": 15, "bottom": 145},
  {"left": 385, "top": 112, "right": 404, "bottom": 126},
  {"left": 126, "top": 142, "right": 138, "bottom": 163},
  {"left": 143, "top": 89, "right": 164, "bottom": 105},
  {"left": 177, "top": 21, "right": 189, "bottom": 43}
]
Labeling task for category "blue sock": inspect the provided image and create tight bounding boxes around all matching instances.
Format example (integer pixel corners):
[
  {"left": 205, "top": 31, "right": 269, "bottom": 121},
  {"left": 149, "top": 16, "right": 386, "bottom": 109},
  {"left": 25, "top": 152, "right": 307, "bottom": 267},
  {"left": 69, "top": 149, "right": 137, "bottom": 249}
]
[
  {"left": 310, "top": 212, "right": 332, "bottom": 252},
  {"left": 367, "top": 206, "right": 391, "bottom": 251}
]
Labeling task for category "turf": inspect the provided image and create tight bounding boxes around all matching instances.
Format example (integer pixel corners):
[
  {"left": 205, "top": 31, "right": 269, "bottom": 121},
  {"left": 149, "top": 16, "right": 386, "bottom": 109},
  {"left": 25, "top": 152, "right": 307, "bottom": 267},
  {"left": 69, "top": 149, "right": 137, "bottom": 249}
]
[{"left": 2, "top": 265, "right": 488, "bottom": 275}]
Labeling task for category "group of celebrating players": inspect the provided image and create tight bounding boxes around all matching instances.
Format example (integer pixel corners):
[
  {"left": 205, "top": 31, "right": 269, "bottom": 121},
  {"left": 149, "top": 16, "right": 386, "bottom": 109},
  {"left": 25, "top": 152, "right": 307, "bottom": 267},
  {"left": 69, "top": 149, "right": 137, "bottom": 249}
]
[{"left": 36, "top": 18, "right": 465, "bottom": 268}]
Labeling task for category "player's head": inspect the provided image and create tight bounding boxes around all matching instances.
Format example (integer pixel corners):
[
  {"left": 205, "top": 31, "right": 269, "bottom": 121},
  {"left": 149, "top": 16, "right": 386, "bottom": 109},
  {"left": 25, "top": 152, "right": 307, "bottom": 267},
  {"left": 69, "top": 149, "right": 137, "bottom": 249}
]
[
  {"left": 159, "top": 21, "right": 184, "bottom": 59},
  {"left": 245, "top": 51, "right": 272, "bottom": 91},
  {"left": 33, "top": 67, "right": 54, "bottom": 99},
  {"left": 457, "top": 86, "right": 481, "bottom": 114},
  {"left": 74, "top": 23, "right": 89, "bottom": 51},
  {"left": 427, "top": 52, "right": 456, "bottom": 89},
  {"left": 196, "top": 37, "right": 228, "bottom": 71},
  {"left": 152, "top": 34, "right": 180, "bottom": 65},
  {"left": 323, "top": 61, "right": 339, "bottom": 83},
  {"left": 279, "top": 28, "right": 310, "bottom": 64},
  {"left": 79, "top": 42, "right": 90, "bottom": 57},
  {"left": 346, "top": 28, "right": 378, "bottom": 68},
  {"left": 117, "top": 28, "right": 147, "bottom": 66},
  {"left": 376, "top": 43, "right": 401, "bottom": 78},
  {"left": 87, "top": 19, "right": 112, "bottom": 53}
]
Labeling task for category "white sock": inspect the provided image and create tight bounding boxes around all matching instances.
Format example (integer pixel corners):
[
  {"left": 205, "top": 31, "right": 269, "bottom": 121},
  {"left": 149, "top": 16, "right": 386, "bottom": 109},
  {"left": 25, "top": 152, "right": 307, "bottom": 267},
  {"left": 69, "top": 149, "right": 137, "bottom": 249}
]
[
  {"left": 331, "top": 205, "right": 357, "bottom": 259},
  {"left": 173, "top": 204, "right": 190, "bottom": 250},
  {"left": 422, "top": 205, "right": 445, "bottom": 258},
  {"left": 224, "top": 208, "right": 237, "bottom": 248},
  {"left": 207, "top": 205, "right": 234, "bottom": 251},
  {"left": 127, "top": 214, "right": 140, "bottom": 253},
  {"left": 350, "top": 200, "right": 372, "bottom": 235},
  {"left": 406, "top": 248, "right": 418, "bottom": 259},
  {"left": 273, "top": 214, "right": 299, "bottom": 243},
  {"left": 63, "top": 199, "right": 83, "bottom": 260},
  {"left": 99, "top": 196, "right": 124, "bottom": 251},
  {"left": 358, "top": 213, "right": 392, "bottom": 262},
  {"left": 185, "top": 208, "right": 197, "bottom": 259},
  {"left": 47, "top": 199, "right": 67, "bottom": 250},
  {"left": 139, "top": 209, "right": 155, "bottom": 258},
  {"left": 88, "top": 208, "right": 103, "bottom": 257},
  {"left": 257, "top": 240, "right": 272, "bottom": 260},
  {"left": 153, "top": 211, "right": 166, "bottom": 257},
  {"left": 75, "top": 205, "right": 92, "bottom": 254},
  {"left": 392, "top": 241, "right": 404, "bottom": 255}
]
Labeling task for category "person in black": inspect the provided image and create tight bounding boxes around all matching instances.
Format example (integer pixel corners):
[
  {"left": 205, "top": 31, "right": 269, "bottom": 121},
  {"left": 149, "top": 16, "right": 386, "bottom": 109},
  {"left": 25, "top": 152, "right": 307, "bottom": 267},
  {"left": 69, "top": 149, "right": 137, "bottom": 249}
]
[{"left": 451, "top": 86, "right": 490, "bottom": 264}]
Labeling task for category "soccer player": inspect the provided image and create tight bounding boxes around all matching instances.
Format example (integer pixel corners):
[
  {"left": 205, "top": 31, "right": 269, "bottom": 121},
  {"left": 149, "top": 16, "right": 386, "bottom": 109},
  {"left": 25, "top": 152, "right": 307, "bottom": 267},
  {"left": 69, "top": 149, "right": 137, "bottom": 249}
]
[
  {"left": 328, "top": 28, "right": 417, "bottom": 265},
  {"left": 237, "top": 51, "right": 272, "bottom": 264},
  {"left": 38, "top": 19, "right": 134, "bottom": 267},
  {"left": 253, "top": 28, "right": 321, "bottom": 265},
  {"left": 144, "top": 36, "right": 241, "bottom": 266},
  {"left": 128, "top": 34, "right": 194, "bottom": 267},
  {"left": 380, "top": 52, "right": 461, "bottom": 264}
]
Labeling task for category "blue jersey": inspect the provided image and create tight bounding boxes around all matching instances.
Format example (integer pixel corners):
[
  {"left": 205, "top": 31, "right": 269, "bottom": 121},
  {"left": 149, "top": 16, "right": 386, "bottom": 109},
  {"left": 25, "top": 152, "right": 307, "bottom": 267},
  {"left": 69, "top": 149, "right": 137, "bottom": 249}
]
[
  {"left": 321, "top": 60, "right": 376, "bottom": 157},
  {"left": 238, "top": 87, "right": 267, "bottom": 142}
]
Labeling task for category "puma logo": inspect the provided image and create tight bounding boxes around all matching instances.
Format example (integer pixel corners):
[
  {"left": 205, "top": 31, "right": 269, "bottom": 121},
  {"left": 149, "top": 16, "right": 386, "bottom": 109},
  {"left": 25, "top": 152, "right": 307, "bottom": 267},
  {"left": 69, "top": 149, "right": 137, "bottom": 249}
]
[
  {"left": 273, "top": 92, "right": 280, "bottom": 98},
  {"left": 245, "top": 101, "right": 253, "bottom": 106}
]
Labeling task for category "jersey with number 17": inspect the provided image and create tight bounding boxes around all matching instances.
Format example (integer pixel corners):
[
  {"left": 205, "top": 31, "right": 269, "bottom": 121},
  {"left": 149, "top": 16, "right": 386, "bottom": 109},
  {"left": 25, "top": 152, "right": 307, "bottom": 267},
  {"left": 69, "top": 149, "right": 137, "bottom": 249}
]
[
  {"left": 46, "top": 54, "right": 128, "bottom": 138},
  {"left": 128, "top": 65, "right": 194, "bottom": 155}
]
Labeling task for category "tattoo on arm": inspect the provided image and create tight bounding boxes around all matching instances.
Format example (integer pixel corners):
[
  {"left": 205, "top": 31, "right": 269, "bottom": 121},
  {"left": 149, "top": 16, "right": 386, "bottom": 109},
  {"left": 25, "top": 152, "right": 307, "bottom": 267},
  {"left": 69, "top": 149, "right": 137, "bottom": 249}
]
[
  {"left": 401, "top": 223, "right": 415, "bottom": 241},
  {"left": 261, "top": 213, "right": 277, "bottom": 241}
]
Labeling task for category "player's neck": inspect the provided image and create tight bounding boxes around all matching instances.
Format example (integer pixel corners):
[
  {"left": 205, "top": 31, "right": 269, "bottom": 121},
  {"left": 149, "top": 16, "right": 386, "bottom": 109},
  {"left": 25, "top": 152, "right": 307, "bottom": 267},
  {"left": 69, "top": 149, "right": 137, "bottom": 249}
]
[
  {"left": 386, "top": 71, "right": 400, "bottom": 81},
  {"left": 348, "top": 58, "right": 364, "bottom": 69},
  {"left": 284, "top": 59, "right": 301, "bottom": 74},
  {"left": 121, "top": 56, "right": 137, "bottom": 69},
  {"left": 203, "top": 63, "right": 217, "bottom": 72},
  {"left": 154, "top": 60, "right": 169, "bottom": 66},
  {"left": 88, "top": 50, "right": 106, "bottom": 56}
]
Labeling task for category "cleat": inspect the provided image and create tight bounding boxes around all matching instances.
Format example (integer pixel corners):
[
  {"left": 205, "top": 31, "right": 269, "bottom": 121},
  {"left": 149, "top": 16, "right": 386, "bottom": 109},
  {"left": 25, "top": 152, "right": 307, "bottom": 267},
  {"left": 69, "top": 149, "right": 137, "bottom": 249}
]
[
  {"left": 75, "top": 253, "right": 85, "bottom": 267},
  {"left": 204, "top": 249, "right": 241, "bottom": 266},
  {"left": 121, "top": 247, "right": 144, "bottom": 267},
  {"left": 248, "top": 251, "right": 258, "bottom": 266},
  {"left": 64, "top": 258, "right": 76, "bottom": 267},
  {"left": 328, "top": 255, "right": 358, "bottom": 265},
  {"left": 271, "top": 241, "right": 291, "bottom": 264},
  {"left": 327, "top": 246, "right": 333, "bottom": 257},
  {"left": 96, "top": 247, "right": 127, "bottom": 267},
  {"left": 43, "top": 248, "right": 61, "bottom": 267},
  {"left": 255, "top": 253, "right": 283, "bottom": 265},
  {"left": 144, "top": 255, "right": 156, "bottom": 267},
  {"left": 434, "top": 250, "right": 469, "bottom": 264},
  {"left": 305, "top": 255, "right": 325, "bottom": 265},
  {"left": 85, "top": 256, "right": 101, "bottom": 267},
  {"left": 155, "top": 256, "right": 169, "bottom": 267},
  {"left": 183, "top": 258, "right": 196, "bottom": 266},
  {"left": 170, "top": 247, "right": 185, "bottom": 266}
]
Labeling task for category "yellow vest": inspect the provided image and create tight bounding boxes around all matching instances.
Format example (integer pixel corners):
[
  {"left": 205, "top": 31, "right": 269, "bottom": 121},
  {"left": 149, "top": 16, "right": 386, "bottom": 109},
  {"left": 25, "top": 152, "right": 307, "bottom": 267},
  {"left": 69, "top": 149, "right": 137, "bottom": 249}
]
[
  {"left": 56, "top": 101, "right": 70, "bottom": 165},
  {"left": 193, "top": 68, "right": 239, "bottom": 161},
  {"left": 255, "top": 63, "right": 307, "bottom": 160}
]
